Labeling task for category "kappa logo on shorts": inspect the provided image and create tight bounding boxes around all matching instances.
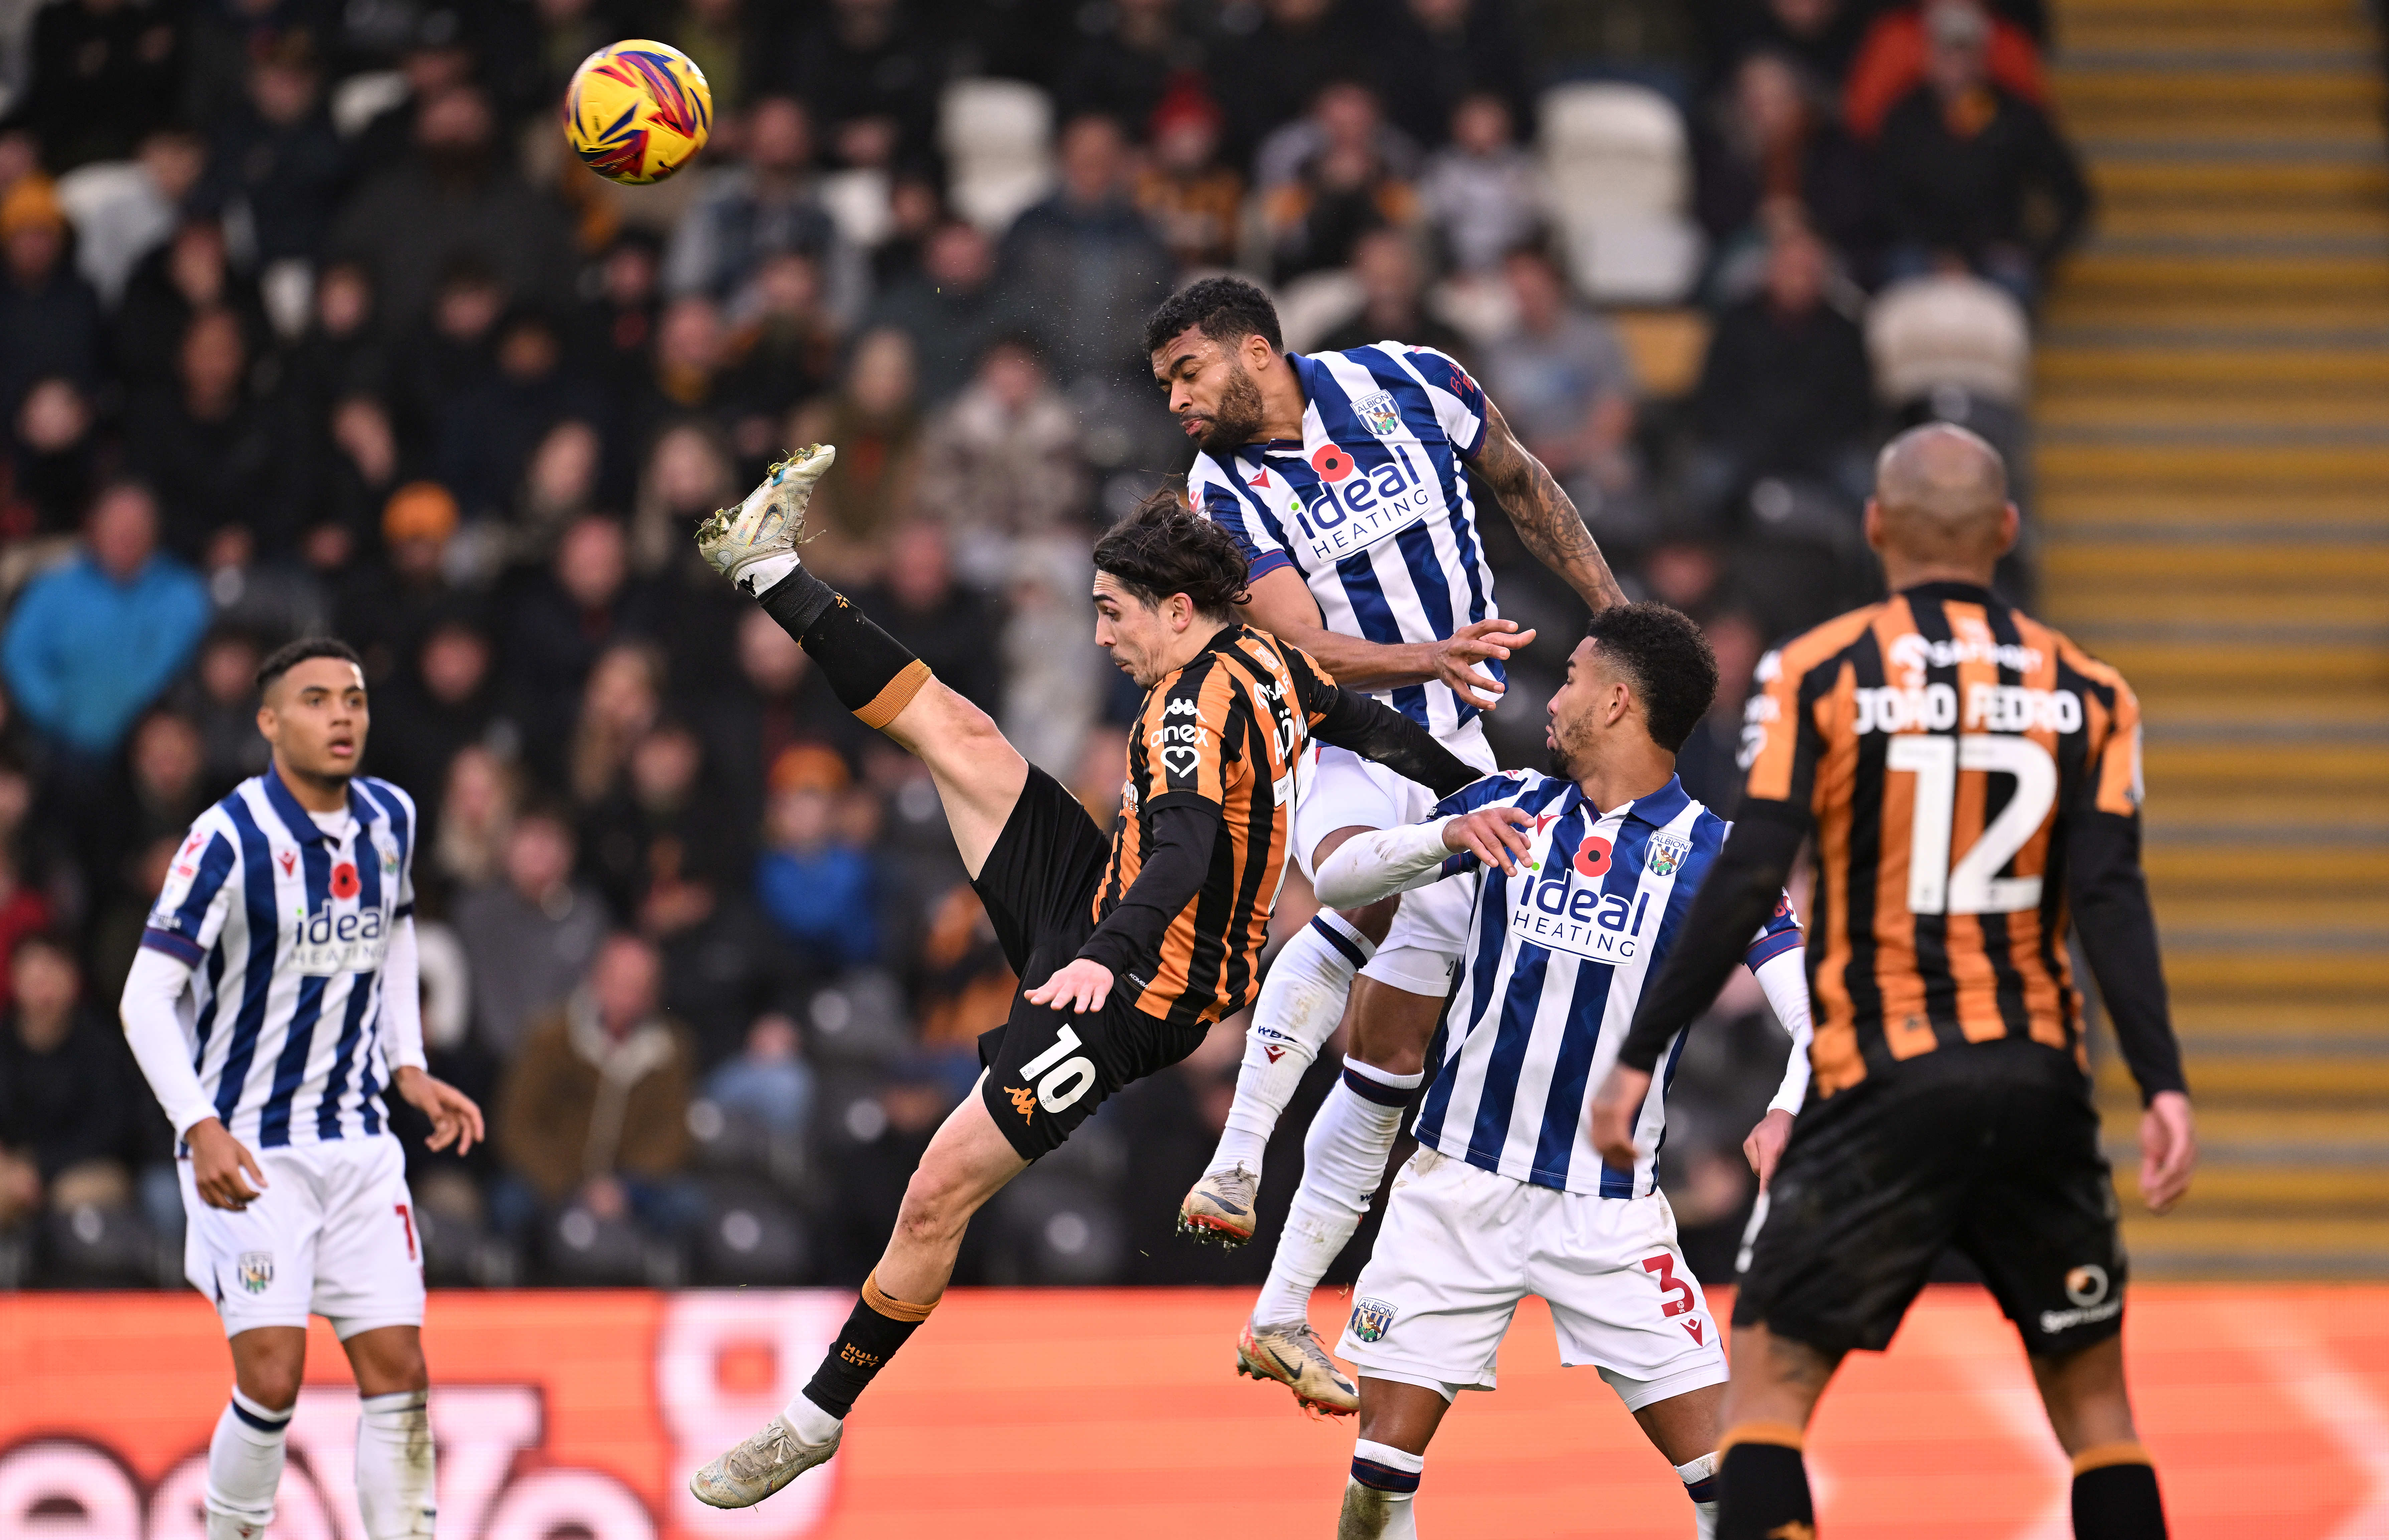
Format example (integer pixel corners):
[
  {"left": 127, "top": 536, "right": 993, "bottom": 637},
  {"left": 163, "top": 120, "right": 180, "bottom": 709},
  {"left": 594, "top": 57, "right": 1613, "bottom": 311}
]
[
  {"left": 237, "top": 1251, "right": 274, "bottom": 1294},
  {"left": 1004, "top": 1085, "right": 1038, "bottom": 1121},
  {"left": 1350, "top": 1296, "right": 1397, "bottom": 1343}
]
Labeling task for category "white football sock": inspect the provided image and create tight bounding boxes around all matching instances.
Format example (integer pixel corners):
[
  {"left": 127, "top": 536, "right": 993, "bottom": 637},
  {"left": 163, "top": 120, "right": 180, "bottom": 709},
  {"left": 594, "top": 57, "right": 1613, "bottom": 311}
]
[
  {"left": 355, "top": 1391, "right": 437, "bottom": 1540},
  {"left": 205, "top": 1388, "right": 289, "bottom": 1539},
  {"left": 1252, "top": 1057, "right": 1420, "bottom": 1327},
  {"left": 1343, "top": 1440, "right": 1425, "bottom": 1539},
  {"left": 782, "top": 1392, "right": 843, "bottom": 1446},
  {"left": 1676, "top": 1451, "right": 1720, "bottom": 1539},
  {"left": 1209, "top": 914, "right": 1372, "bottom": 1177}
]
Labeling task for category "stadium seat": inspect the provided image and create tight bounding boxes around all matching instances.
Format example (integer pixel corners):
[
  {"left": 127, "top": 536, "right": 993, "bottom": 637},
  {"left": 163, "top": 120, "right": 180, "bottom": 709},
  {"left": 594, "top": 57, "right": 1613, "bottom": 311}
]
[
  {"left": 1272, "top": 269, "right": 1365, "bottom": 354},
  {"left": 539, "top": 1204, "right": 655, "bottom": 1287},
  {"left": 818, "top": 167, "right": 895, "bottom": 249},
  {"left": 38, "top": 1204, "right": 157, "bottom": 1289},
  {"left": 940, "top": 78, "right": 1054, "bottom": 234},
  {"left": 330, "top": 71, "right": 409, "bottom": 139},
  {"left": 694, "top": 1180, "right": 810, "bottom": 1285},
  {"left": 1865, "top": 275, "right": 2032, "bottom": 406},
  {"left": 992, "top": 1168, "right": 1124, "bottom": 1285},
  {"left": 1537, "top": 83, "right": 1703, "bottom": 304}
]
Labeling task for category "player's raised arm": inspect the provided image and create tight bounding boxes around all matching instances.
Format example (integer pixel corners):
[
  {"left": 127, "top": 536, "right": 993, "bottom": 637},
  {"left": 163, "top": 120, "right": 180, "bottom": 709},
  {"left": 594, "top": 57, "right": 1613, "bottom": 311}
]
[
  {"left": 1282, "top": 643, "right": 1482, "bottom": 797},
  {"left": 1471, "top": 397, "right": 1628, "bottom": 615},
  {"left": 1241, "top": 559, "right": 1533, "bottom": 711}
]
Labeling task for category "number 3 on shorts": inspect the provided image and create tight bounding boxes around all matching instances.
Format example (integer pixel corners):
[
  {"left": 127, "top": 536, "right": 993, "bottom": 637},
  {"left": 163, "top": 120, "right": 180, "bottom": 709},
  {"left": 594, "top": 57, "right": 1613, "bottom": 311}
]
[{"left": 1019, "top": 1025, "right": 1099, "bottom": 1114}]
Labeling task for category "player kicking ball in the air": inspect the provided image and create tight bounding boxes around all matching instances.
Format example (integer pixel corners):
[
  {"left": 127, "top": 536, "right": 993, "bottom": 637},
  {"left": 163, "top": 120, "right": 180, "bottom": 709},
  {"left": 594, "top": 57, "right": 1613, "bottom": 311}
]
[
  {"left": 686, "top": 448, "right": 1483, "bottom": 1508},
  {"left": 122, "top": 638, "right": 484, "bottom": 1540},
  {"left": 1307, "top": 605, "right": 1813, "bottom": 1539},
  {"left": 1148, "top": 276, "right": 1629, "bottom": 1414}
]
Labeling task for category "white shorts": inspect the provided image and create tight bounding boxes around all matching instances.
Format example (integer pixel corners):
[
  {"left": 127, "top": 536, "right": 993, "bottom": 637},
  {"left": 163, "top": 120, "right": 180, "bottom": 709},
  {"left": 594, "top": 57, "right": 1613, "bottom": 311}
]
[
  {"left": 1295, "top": 717, "right": 1499, "bottom": 997},
  {"left": 1337, "top": 1148, "right": 1728, "bottom": 1411},
  {"left": 180, "top": 1133, "right": 426, "bottom": 1340}
]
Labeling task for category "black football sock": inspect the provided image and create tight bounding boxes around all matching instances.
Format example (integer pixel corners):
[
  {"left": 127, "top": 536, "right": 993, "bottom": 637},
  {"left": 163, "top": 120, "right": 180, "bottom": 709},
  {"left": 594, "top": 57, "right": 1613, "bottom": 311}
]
[
  {"left": 2072, "top": 1443, "right": 2167, "bottom": 1539},
  {"left": 758, "top": 570, "right": 933, "bottom": 728},
  {"left": 1717, "top": 1425, "right": 1815, "bottom": 1540},
  {"left": 798, "top": 1272, "right": 936, "bottom": 1421}
]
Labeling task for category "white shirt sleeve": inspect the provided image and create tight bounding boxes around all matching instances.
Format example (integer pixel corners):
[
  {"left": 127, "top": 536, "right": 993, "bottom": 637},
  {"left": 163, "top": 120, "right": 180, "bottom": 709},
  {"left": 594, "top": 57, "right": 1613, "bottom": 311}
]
[
  {"left": 120, "top": 948, "right": 218, "bottom": 1139},
  {"left": 381, "top": 914, "right": 427, "bottom": 1073},
  {"left": 1752, "top": 946, "right": 1814, "bottom": 1117},
  {"left": 1312, "top": 818, "right": 1458, "bottom": 910}
]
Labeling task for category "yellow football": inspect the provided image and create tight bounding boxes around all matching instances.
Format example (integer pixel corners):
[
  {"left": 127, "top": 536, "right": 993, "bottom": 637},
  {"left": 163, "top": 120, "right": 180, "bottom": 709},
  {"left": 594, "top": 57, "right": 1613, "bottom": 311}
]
[{"left": 562, "top": 40, "right": 713, "bottom": 186}]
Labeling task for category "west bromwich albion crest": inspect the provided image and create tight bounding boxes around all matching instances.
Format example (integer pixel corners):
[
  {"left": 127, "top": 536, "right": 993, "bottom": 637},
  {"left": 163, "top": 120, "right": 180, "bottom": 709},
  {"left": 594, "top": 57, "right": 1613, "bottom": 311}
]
[
  {"left": 1354, "top": 390, "right": 1402, "bottom": 437},
  {"left": 238, "top": 1250, "right": 275, "bottom": 1294},
  {"left": 1646, "top": 832, "right": 1691, "bottom": 878},
  {"left": 1350, "top": 1296, "right": 1397, "bottom": 1343}
]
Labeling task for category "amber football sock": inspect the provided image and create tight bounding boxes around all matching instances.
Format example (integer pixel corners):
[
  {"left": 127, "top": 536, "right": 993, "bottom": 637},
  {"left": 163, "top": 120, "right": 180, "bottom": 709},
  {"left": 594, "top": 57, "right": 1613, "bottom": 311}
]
[
  {"left": 2071, "top": 1443, "right": 2167, "bottom": 1539},
  {"left": 1717, "top": 1424, "right": 1815, "bottom": 1540},
  {"left": 758, "top": 569, "right": 932, "bottom": 728},
  {"left": 798, "top": 1272, "right": 937, "bottom": 1420}
]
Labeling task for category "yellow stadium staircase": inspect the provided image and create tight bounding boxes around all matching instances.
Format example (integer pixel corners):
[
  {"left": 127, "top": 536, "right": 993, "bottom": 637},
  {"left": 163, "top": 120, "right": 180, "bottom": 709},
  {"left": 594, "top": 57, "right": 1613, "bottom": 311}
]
[{"left": 2040, "top": 0, "right": 2389, "bottom": 1273}]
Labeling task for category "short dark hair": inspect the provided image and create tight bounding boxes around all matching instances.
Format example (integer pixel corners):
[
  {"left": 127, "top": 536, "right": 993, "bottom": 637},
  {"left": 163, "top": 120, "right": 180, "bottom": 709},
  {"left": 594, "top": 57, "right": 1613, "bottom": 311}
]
[
  {"left": 1093, "top": 489, "right": 1250, "bottom": 620},
  {"left": 1584, "top": 603, "right": 1719, "bottom": 754},
  {"left": 1142, "top": 275, "right": 1282, "bottom": 357},
  {"left": 256, "top": 636, "right": 364, "bottom": 697}
]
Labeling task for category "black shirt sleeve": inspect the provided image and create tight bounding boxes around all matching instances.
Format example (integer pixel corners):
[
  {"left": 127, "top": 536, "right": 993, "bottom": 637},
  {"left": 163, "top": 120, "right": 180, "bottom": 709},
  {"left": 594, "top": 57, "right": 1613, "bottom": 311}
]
[
  {"left": 1075, "top": 800, "right": 1221, "bottom": 980},
  {"left": 1311, "top": 687, "right": 1479, "bottom": 799},
  {"left": 1616, "top": 801, "right": 1810, "bottom": 1073},
  {"left": 2065, "top": 805, "right": 2187, "bottom": 1103}
]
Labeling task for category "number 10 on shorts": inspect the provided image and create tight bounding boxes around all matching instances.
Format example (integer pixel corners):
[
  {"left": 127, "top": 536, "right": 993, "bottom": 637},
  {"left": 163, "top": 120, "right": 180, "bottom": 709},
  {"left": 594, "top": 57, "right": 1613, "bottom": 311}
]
[{"left": 1021, "top": 1025, "right": 1098, "bottom": 1114}]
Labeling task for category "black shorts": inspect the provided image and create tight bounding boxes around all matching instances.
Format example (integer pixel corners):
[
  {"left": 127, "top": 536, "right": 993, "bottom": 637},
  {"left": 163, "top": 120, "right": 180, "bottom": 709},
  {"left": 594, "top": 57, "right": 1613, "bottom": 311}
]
[
  {"left": 1734, "top": 1039, "right": 2127, "bottom": 1361},
  {"left": 971, "top": 767, "right": 1211, "bottom": 1160}
]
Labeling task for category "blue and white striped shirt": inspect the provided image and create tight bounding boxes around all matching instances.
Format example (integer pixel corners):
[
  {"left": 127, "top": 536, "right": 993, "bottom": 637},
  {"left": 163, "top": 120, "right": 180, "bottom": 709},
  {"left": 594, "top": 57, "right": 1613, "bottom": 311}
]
[
  {"left": 1414, "top": 772, "right": 1803, "bottom": 1198},
  {"left": 1188, "top": 342, "right": 1502, "bottom": 737},
  {"left": 140, "top": 769, "right": 417, "bottom": 1148}
]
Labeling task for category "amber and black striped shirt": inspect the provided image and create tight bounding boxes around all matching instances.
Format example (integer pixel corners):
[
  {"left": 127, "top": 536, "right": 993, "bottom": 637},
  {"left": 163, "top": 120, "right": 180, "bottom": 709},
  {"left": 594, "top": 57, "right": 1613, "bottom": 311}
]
[
  {"left": 1728, "top": 581, "right": 2170, "bottom": 1096},
  {"left": 1096, "top": 625, "right": 1349, "bottom": 1028}
]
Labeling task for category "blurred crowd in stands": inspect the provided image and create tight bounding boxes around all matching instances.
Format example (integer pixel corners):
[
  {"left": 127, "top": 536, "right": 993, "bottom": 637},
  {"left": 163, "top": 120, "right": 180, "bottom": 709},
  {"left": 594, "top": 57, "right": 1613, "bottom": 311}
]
[{"left": 0, "top": 0, "right": 2079, "bottom": 1291}]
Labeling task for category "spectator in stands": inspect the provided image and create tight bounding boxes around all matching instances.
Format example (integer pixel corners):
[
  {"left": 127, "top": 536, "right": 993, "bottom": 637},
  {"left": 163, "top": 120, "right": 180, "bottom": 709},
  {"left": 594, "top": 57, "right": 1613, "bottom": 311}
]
[
  {"left": 174, "top": 630, "right": 270, "bottom": 796},
  {"left": 1317, "top": 228, "right": 1473, "bottom": 361},
  {"left": 579, "top": 231, "right": 665, "bottom": 414},
  {"left": 503, "top": 515, "right": 661, "bottom": 758},
  {"left": 722, "top": 252, "right": 840, "bottom": 456},
  {"left": 287, "top": 260, "right": 387, "bottom": 409},
  {"left": 994, "top": 114, "right": 1175, "bottom": 388},
  {"left": 2, "top": 483, "right": 207, "bottom": 763},
  {"left": 1261, "top": 81, "right": 1422, "bottom": 282},
  {"left": 1133, "top": 81, "right": 1244, "bottom": 274},
  {"left": 701, "top": 1012, "right": 814, "bottom": 1143},
  {"left": 388, "top": 259, "right": 507, "bottom": 464},
  {"left": 1479, "top": 244, "right": 1650, "bottom": 544},
  {"left": 914, "top": 336, "right": 1091, "bottom": 584},
  {"left": 0, "top": 933, "right": 142, "bottom": 1245},
  {"left": 1844, "top": 0, "right": 2046, "bottom": 141},
  {"left": 788, "top": 328, "right": 923, "bottom": 580},
  {"left": 1701, "top": 0, "right": 1869, "bottom": 94},
  {"left": 1674, "top": 610, "right": 1767, "bottom": 816},
  {"left": 7, "top": 0, "right": 184, "bottom": 172},
  {"left": 567, "top": 643, "right": 666, "bottom": 809},
  {"left": 59, "top": 126, "right": 204, "bottom": 309},
  {"left": 456, "top": 806, "right": 609, "bottom": 1060},
  {"left": 113, "top": 217, "right": 269, "bottom": 399},
  {"left": 197, "top": 32, "right": 351, "bottom": 268},
  {"left": 339, "top": 482, "right": 463, "bottom": 686},
  {"left": 581, "top": 719, "right": 728, "bottom": 939},
  {"left": 515, "top": 419, "right": 605, "bottom": 563},
  {"left": 125, "top": 307, "right": 303, "bottom": 555},
  {"left": 0, "top": 176, "right": 103, "bottom": 427},
  {"left": 496, "top": 931, "right": 700, "bottom": 1244},
  {"left": 8, "top": 377, "right": 97, "bottom": 538},
  {"left": 438, "top": 308, "right": 604, "bottom": 524},
  {"left": 702, "top": 608, "right": 864, "bottom": 838},
  {"left": 433, "top": 743, "right": 518, "bottom": 895},
  {"left": 1876, "top": 0, "right": 2090, "bottom": 308},
  {"left": 1687, "top": 222, "right": 1877, "bottom": 520},
  {"left": 786, "top": 0, "right": 943, "bottom": 172},
  {"left": 755, "top": 745, "right": 879, "bottom": 974},
  {"left": 1419, "top": 92, "right": 1542, "bottom": 279},
  {"left": 1058, "top": 0, "right": 1203, "bottom": 129},
  {"left": 866, "top": 218, "right": 1000, "bottom": 406},
  {"left": 1212, "top": 0, "right": 1374, "bottom": 170},
  {"left": 630, "top": 422, "right": 740, "bottom": 577},
  {"left": 329, "top": 83, "right": 576, "bottom": 333},
  {"left": 1694, "top": 50, "right": 1883, "bottom": 295},
  {"left": 371, "top": 619, "right": 509, "bottom": 834},
  {"left": 854, "top": 521, "right": 1004, "bottom": 714},
  {"left": 1372, "top": 0, "right": 1535, "bottom": 153},
  {"left": 665, "top": 96, "right": 863, "bottom": 327}
]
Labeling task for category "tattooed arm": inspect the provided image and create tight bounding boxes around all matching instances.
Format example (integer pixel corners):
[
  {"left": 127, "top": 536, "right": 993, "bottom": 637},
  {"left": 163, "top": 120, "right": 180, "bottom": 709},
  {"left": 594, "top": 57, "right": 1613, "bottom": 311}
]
[{"left": 1471, "top": 398, "right": 1628, "bottom": 614}]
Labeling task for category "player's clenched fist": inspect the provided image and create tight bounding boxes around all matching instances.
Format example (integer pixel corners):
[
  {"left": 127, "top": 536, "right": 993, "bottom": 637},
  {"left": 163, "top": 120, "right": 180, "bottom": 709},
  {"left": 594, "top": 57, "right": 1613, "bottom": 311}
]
[
  {"left": 186, "top": 1117, "right": 267, "bottom": 1211},
  {"left": 1441, "top": 803, "right": 1537, "bottom": 875}
]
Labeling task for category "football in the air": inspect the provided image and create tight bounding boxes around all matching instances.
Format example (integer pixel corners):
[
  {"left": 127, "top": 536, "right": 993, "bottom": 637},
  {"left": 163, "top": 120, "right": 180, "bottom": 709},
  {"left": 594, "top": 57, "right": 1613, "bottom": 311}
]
[{"left": 562, "top": 40, "right": 713, "bottom": 185}]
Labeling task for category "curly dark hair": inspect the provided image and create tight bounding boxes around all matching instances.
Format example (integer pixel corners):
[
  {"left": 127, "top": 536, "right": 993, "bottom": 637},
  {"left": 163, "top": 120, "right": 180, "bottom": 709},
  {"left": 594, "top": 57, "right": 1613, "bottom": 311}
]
[
  {"left": 1584, "top": 603, "right": 1719, "bottom": 753},
  {"left": 255, "top": 636, "right": 364, "bottom": 697},
  {"left": 1093, "top": 489, "right": 1251, "bottom": 620},
  {"left": 1141, "top": 275, "right": 1282, "bottom": 357}
]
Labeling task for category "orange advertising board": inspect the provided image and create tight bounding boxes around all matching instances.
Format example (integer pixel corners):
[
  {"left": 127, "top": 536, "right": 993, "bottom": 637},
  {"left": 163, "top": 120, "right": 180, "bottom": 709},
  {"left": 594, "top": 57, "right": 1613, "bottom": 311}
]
[{"left": 2, "top": 1284, "right": 2385, "bottom": 1538}]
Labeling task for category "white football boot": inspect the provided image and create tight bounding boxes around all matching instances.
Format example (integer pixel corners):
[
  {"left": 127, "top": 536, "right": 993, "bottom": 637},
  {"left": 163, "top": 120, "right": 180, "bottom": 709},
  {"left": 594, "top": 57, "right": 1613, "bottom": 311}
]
[
  {"left": 695, "top": 442, "right": 836, "bottom": 594},
  {"left": 687, "top": 1412, "right": 840, "bottom": 1509},
  {"left": 1237, "top": 1319, "right": 1360, "bottom": 1416},
  {"left": 1178, "top": 1162, "right": 1261, "bottom": 1247}
]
